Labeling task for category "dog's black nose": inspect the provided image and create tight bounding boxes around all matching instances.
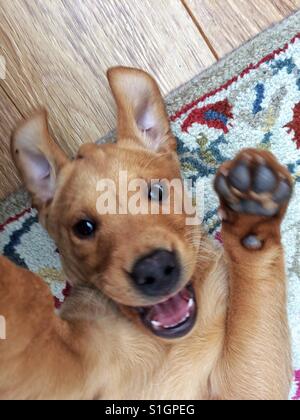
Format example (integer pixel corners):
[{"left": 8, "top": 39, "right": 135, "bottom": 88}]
[{"left": 131, "top": 250, "right": 181, "bottom": 297}]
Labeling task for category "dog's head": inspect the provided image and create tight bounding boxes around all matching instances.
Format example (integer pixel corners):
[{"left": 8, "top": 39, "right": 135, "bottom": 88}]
[{"left": 11, "top": 67, "right": 202, "bottom": 339}]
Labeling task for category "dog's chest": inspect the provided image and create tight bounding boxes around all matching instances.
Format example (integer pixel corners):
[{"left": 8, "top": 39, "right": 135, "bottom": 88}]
[{"left": 96, "top": 333, "right": 216, "bottom": 400}]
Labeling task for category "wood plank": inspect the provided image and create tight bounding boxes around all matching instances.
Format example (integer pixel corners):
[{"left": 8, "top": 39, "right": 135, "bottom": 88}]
[
  {"left": 0, "top": 87, "right": 22, "bottom": 200},
  {"left": 183, "top": 0, "right": 300, "bottom": 58},
  {"left": 0, "top": 0, "right": 215, "bottom": 159}
]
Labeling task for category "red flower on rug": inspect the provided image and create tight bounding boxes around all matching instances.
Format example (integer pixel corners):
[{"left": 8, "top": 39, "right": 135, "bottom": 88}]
[
  {"left": 181, "top": 99, "right": 234, "bottom": 134},
  {"left": 293, "top": 370, "right": 300, "bottom": 400},
  {"left": 285, "top": 102, "right": 300, "bottom": 149},
  {"left": 54, "top": 282, "right": 72, "bottom": 309}
]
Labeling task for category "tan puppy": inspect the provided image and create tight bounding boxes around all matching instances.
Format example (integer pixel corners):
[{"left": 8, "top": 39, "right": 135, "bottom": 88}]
[{"left": 0, "top": 67, "right": 293, "bottom": 400}]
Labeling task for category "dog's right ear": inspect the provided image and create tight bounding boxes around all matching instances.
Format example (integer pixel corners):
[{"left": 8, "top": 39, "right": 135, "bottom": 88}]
[
  {"left": 107, "top": 67, "right": 176, "bottom": 153},
  {"left": 11, "top": 110, "right": 68, "bottom": 207}
]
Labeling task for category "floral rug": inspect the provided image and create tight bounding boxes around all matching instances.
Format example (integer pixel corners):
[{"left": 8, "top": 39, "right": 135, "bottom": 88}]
[{"left": 0, "top": 12, "right": 300, "bottom": 400}]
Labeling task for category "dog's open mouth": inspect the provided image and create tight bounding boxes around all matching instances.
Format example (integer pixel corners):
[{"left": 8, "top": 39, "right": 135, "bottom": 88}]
[{"left": 138, "top": 285, "right": 197, "bottom": 339}]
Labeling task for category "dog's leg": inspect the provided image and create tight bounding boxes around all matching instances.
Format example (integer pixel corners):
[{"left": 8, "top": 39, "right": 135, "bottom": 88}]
[
  {"left": 0, "top": 256, "right": 87, "bottom": 400},
  {"left": 212, "top": 149, "right": 293, "bottom": 400}
]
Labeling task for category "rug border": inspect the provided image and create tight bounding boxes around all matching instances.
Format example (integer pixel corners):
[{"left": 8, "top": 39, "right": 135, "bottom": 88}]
[
  {"left": 0, "top": 189, "right": 31, "bottom": 225},
  {"left": 97, "top": 9, "right": 300, "bottom": 145},
  {"left": 166, "top": 10, "right": 300, "bottom": 116}
]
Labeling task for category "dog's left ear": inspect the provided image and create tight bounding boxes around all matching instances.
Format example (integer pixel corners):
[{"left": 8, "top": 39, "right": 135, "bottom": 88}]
[{"left": 107, "top": 67, "right": 176, "bottom": 153}]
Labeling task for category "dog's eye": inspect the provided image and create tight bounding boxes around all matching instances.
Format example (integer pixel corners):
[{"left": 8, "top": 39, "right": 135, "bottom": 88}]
[
  {"left": 73, "top": 220, "right": 97, "bottom": 239},
  {"left": 149, "top": 183, "right": 164, "bottom": 202}
]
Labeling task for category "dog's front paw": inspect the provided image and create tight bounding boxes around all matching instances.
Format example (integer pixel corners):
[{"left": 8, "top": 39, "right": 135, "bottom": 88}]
[{"left": 214, "top": 149, "right": 293, "bottom": 249}]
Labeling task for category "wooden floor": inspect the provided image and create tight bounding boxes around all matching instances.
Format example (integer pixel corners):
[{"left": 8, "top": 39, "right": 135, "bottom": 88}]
[{"left": 0, "top": 0, "right": 299, "bottom": 199}]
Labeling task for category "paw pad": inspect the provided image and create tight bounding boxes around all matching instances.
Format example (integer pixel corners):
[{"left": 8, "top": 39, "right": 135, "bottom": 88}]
[
  {"left": 242, "top": 235, "right": 263, "bottom": 250},
  {"left": 215, "top": 151, "right": 293, "bottom": 217}
]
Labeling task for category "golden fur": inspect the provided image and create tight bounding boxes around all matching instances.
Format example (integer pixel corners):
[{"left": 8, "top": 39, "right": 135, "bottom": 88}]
[{"left": 0, "top": 67, "right": 292, "bottom": 400}]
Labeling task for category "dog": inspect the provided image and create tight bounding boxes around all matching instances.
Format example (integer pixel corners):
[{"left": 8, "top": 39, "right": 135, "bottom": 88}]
[{"left": 0, "top": 67, "right": 293, "bottom": 400}]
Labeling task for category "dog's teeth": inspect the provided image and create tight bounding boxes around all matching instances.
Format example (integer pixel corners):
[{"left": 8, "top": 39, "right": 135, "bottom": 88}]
[
  {"left": 151, "top": 300, "right": 194, "bottom": 330},
  {"left": 164, "top": 313, "right": 191, "bottom": 329},
  {"left": 151, "top": 320, "right": 162, "bottom": 329},
  {"left": 188, "top": 298, "right": 194, "bottom": 310},
  {"left": 181, "top": 313, "right": 190, "bottom": 323}
]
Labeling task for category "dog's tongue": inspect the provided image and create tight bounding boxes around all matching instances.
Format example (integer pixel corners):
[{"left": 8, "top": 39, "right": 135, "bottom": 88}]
[{"left": 147, "top": 287, "right": 191, "bottom": 328}]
